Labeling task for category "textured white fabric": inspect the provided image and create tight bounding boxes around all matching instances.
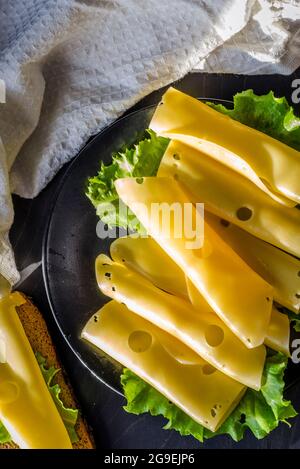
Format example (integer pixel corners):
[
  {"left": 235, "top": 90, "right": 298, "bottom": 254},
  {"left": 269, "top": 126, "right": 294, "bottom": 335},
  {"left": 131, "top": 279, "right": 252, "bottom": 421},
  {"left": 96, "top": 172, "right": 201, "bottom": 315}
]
[{"left": 0, "top": 0, "right": 299, "bottom": 285}]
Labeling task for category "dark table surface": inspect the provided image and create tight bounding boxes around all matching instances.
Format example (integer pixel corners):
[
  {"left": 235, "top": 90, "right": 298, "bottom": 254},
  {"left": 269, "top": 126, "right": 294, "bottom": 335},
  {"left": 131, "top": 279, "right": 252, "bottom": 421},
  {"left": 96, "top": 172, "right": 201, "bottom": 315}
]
[{"left": 10, "top": 71, "right": 300, "bottom": 449}]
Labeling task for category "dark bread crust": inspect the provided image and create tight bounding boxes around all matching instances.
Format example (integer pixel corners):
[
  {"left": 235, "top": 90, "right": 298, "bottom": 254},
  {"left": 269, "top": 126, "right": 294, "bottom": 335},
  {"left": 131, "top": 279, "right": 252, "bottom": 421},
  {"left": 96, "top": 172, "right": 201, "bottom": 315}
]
[{"left": 0, "top": 292, "right": 94, "bottom": 449}]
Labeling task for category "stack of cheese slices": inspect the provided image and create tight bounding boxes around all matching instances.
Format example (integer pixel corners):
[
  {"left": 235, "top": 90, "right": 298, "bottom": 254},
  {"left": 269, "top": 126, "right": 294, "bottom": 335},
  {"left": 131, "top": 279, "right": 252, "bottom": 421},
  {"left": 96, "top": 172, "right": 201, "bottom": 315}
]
[{"left": 82, "top": 88, "right": 300, "bottom": 433}]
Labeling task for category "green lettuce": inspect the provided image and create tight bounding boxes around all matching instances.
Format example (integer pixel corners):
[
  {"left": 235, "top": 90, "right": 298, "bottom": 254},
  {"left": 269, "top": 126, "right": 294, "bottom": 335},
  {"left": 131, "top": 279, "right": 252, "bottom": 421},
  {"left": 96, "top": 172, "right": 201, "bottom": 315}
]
[
  {"left": 87, "top": 89, "right": 300, "bottom": 442},
  {"left": 86, "top": 129, "right": 169, "bottom": 230},
  {"left": 293, "top": 320, "right": 300, "bottom": 333},
  {"left": 0, "top": 353, "right": 79, "bottom": 445},
  {"left": 281, "top": 308, "right": 300, "bottom": 333},
  {"left": 36, "top": 353, "right": 79, "bottom": 443},
  {"left": 121, "top": 353, "right": 297, "bottom": 443},
  {"left": 87, "top": 89, "right": 300, "bottom": 231},
  {"left": 0, "top": 422, "right": 11, "bottom": 445},
  {"left": 208, "top": 89, "right": 300, "bottom": 151}
]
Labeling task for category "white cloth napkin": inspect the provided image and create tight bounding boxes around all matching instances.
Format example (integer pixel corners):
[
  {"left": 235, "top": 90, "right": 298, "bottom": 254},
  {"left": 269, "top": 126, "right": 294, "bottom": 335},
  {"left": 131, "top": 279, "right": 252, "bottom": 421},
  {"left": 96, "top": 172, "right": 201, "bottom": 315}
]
[{"left": 0, "top": 0, "right": 299, "bottom": 285}]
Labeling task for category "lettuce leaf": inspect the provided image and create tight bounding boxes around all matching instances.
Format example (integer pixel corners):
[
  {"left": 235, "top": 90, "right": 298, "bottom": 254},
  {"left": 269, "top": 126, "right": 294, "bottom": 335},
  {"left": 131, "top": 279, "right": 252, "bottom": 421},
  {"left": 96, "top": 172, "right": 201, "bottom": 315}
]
[
  {"left": 86, "top": 129, "right": 169, "bottom": 230},
  {"left": 280, "top": 307, "right": 300, "bottom": 333},
  {"left": 36, "top": 353, "right": 79, "bottom": 443},
  {"left": 121, "top": 353, "right": 297, "bottom": 443},
  {"left": 88, "top": 90, "right": 299, "bottom": 442},
  {"left": 208, "top": 89, "right": 300, "bottom": 151},
  {"left": 0, "top": 353, "right": 79, "bottom": 445},
  {"left": 87, "top": 90, "right": 300, "bottom": 232},
  {"left": 0, "top": 422, "right": 11, "bottom": 445}
]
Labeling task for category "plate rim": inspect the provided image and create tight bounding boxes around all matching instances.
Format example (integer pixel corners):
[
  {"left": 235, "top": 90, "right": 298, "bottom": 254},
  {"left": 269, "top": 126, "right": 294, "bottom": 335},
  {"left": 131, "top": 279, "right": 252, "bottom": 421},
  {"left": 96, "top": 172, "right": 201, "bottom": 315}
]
[{"left": 42, "top": 103, "right": 163, "bottom": 395}]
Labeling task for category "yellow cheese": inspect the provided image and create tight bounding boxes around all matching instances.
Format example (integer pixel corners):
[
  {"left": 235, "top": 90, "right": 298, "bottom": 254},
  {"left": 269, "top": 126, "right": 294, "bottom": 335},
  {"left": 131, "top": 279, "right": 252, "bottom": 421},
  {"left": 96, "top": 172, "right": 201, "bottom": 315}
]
[
  {"left": 0, "top": 292, "right": 72, "bottom": 449},
  {"left": 95, "top": 258, "right": 266, "bottom": 389},
  {"left": 158, "top": 140, "right": 300, "bottom": 258},
  {"left": 158, "top": 135, "right": 293, "bottom": 207},
  {"left": 186, "top": 277, "right": 290, "bottom": 355},
  {"left": 265, "top": 308, "right": 290, "bottom": 356},
  {"left": 107, "top": 233, "right": 291, "bottom": 355},
  {"left": 0, "top": 276, "right": 11, "bottom": 300},
  {"left": 150, "top": 87, "right": 300, "bottom": 205},
  {"left": 82, "top": 300, "right": 246, "bottom": 431},
  {"left": 206, "top": 213, "right": 300, "bottom": 313},
  {"left": 108, "top": 235, "right": 288, "bottom": 354},
  {"left": 115, "top": 176, "right": 273, "bottom": 348},
  {"left": 110, "top": 235, "right": 188, "bottom": 298}
]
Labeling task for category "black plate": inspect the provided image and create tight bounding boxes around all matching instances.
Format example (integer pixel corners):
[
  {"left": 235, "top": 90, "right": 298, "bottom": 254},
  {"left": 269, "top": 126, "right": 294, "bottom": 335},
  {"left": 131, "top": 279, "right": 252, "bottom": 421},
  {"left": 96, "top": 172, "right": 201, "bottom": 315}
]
[{"left": 43, "top": 99, "right": 300, "bottom": 395}]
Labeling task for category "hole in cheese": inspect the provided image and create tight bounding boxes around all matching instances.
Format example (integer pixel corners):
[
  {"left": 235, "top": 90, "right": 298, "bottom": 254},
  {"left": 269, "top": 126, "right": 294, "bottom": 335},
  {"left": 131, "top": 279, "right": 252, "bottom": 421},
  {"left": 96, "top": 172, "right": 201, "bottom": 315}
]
[
  {"left": 173, "top": 153, "right": 180, "bottom": 160},
  {"left": 0, "top": 381, "right": 19, "bottom": 404},
  {"left": 93, "top": 315, "right": 98, "bottom": 323},
  {"left": 136, "top": 177, "right": 144, "bottom": 184},
  {"left": 202, "top": 364, "right": 216, "bottom": 375},
  {"left": 104, "top": 272, "right": 111, "bottom": 279},
  {"left": 298, "top": 271, "right": 300, "bottom": 277},
  {"left": 236, "top": 206, "right": 253, "bottom": 221},
  {"left": 220, "top": 219, "right": 230, "bottom": 228},
  {"left": 296, "top": 293, "right": 300, "bottom": 299},
  {"left": 128, "top": 331, "right": 152, "bottom": 353},
  {"left": 205, "top": 325, "right": 224, "bottom": 347},
  {"left": 211, "top": 408, "right": 217, "bottom": 418}
]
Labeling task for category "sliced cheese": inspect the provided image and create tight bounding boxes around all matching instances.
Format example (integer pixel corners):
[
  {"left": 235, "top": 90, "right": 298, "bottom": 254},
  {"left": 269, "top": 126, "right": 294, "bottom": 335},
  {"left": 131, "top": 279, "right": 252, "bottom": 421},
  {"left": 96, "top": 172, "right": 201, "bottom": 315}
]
[
  {"left": 150, "top": 87, "right": 300, "bottom": 205},
  {"left": 265, "top": 308, "right": 290, "bottom": 356},
  {"left": 108, "top": 236, "right": 288, "bottom": 355},
  {"left": 0, "top": 276, "right": 11, "bottom": 300},
  {"left": 186, "top": 277, "right": 290, "bottom": 355},
  {"left": 0, "top": 292, "right": 72, "bottom": 449},
  {"left": 160, "top": 135, "right": 293, "bottom": 207},
  {"left": 115, "top": 176, "right": 273, "bottom": 348},
  {"left": 158, "top": 139, "right": 300, "bottom": 258},
  {"left": 96, "top": 259, "right": 266, "bottom": 389},
  {"left": 206, "top": 212, "right": 300, "bottom": 313},
  {"left": 110, "top": 235, "right": 188, "bottom": 298},
  {"left": 82, "top": 300, "right": 246, "bottom": 431}
]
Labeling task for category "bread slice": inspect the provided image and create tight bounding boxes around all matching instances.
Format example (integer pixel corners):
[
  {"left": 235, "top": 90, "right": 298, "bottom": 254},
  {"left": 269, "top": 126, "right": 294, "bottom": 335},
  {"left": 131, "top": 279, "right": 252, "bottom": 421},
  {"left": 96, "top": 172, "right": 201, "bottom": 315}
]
[{"left": 0, "top": 292, "right": 94, "bottom": 449}]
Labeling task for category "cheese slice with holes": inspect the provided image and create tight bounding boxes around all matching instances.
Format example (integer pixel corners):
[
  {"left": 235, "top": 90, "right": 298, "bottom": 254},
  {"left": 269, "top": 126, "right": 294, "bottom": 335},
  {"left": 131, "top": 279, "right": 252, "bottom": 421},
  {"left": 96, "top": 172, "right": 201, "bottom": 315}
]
[
  {"left": 110, "top": 235, "right": 188, "bottom": 299},
  {"left": 0, "top": 292, "right": 72, "bottom": 449},
  {"left": 265, "top": 308, "right": 290, "bottom": 356},
  {"left": 158, "top": 140, "right": 300, "bottom": 258},
  {"left": 206, "top": 213, "right": 300, "bottom": 313},
  {"left": 95, "top": 258, "right": 266, "bottom": 389},
  {"left": 186, "top": 277, "right": 290, "bottom": 355},
  {"left": 158, "top": 135, "right": 293, "bottom": 207},
  {"left": 109, "top": 235, "right": 288, "bottom": 353},
  {"left": 150, "top": 87, "right": 300, "bottom": 205},
  {"left": 82, "top": 300, "right": 246, "bottom": 431},
  {"left": 115, "top": 176, "right": 273, "bottom": 348}
]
